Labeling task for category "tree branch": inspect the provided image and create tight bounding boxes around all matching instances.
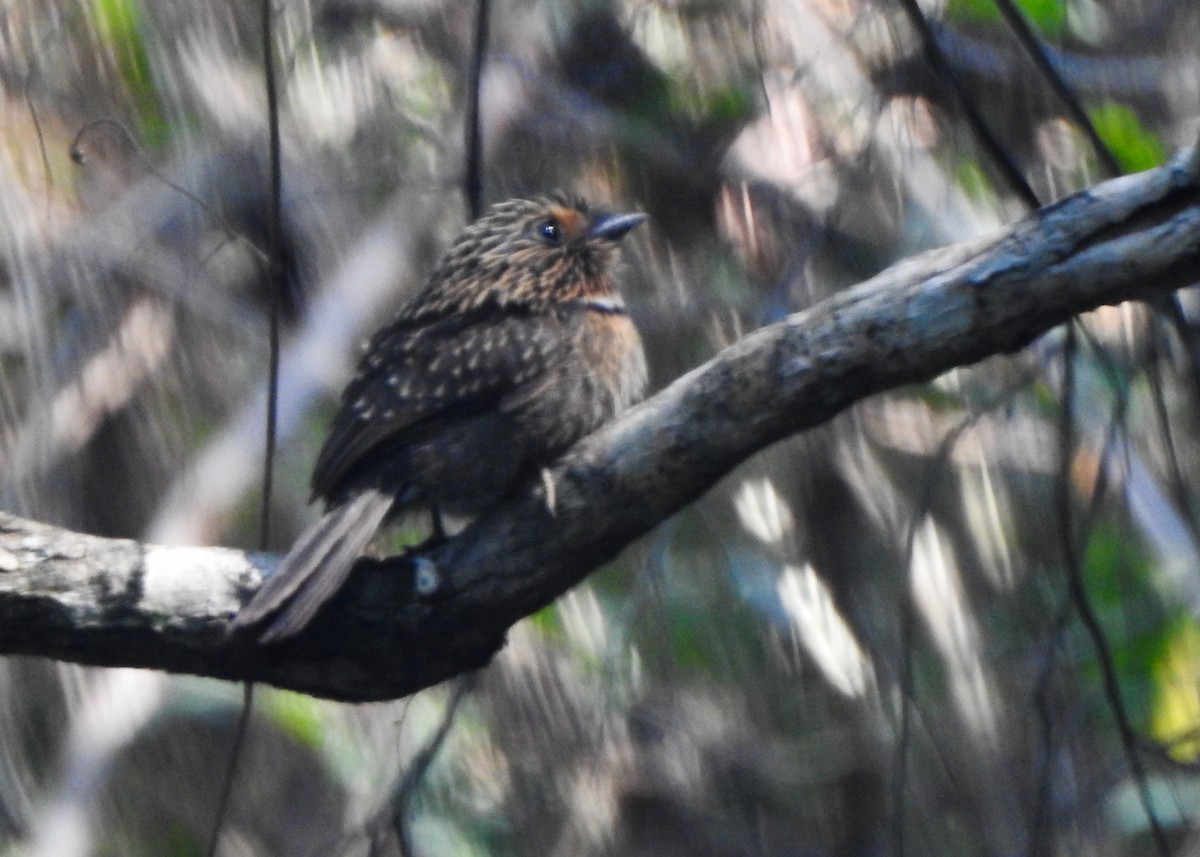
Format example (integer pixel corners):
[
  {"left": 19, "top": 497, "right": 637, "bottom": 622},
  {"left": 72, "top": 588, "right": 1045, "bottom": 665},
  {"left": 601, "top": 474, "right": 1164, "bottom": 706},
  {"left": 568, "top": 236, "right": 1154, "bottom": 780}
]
[{"left": 3, "top": 152, "right": 1199, "bottom": 701}]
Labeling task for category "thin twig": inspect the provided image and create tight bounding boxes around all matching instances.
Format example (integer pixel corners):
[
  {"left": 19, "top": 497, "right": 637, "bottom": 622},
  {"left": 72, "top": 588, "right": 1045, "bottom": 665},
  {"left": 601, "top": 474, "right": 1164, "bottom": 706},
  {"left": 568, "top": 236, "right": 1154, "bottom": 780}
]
[
  {"left": 259, "top": 0, "right": 285, "bottom": 552},
  {"left": 1145, "top": 324, "right": 1199, "bottom": 536},
  {"left": 990, "top": 0, "right": 1121, "bottom": 178},
  {"left": 70, "top": 119, "right": 268, "bottom": 266},
  {"left": 384, "top": 677, "right": 474, "bottom": 857},
  {"left": 204, "top": 2, "right": 285, "bottom": 854},
  {"left": 989, "top": 0, "right": 1200, "bottom": 442},
  {"left": 891, "top": 370, "right": 1037, "bottom": 856},
  {"left": 894, "top": 0, "right": 1040, "bottom": 208},
  {"left": 1056, "top": 324, "right": 1172, "bottom": 856},
  {"left": 203, "top": 682, "right": 256, "bottom": 857},
  {"left": 463, "top": 0, "right": 491, "bottom": 219},
  {"left": 1030, "top": 597, "right": 1073, "bottom": 857}
]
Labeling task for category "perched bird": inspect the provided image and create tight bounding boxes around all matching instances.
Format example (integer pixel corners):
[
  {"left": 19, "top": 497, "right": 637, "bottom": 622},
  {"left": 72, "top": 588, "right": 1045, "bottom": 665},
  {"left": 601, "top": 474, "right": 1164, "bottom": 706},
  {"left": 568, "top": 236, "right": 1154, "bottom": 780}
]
[{"left": 233, "top": 194, "right": 648, "bottom": 642}]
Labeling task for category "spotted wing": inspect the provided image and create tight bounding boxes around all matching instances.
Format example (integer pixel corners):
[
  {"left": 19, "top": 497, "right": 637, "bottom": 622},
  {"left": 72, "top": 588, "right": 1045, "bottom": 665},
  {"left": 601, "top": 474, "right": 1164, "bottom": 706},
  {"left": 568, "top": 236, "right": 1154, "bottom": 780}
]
[{"left": 311, "top": 308, "right": 568, "bottom": 500}]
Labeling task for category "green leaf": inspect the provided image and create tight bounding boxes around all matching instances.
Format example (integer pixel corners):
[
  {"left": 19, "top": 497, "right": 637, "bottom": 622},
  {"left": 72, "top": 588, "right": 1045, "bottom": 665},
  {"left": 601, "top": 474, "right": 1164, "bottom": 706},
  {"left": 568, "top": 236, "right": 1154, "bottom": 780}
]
[
  {"left": 954, "top": 160, "right": 995, "bottom": 205},
  {"left": 1150, "top": 618, "right": 1200, "bottom": 761},
  {"left": 90, "top": 0, "right": 164, "bottom": 144},
  {"left": 1088, "top": 102, "right": 1168, "bottom": 174},
  {"left": 258, "top": 689, "right": 327, "bottom": 749},
  {"left": 1071, "top": 529, "right": 1150, "bottom": 698},
  {"left": 947, "top": 0, "right": 1066, "bottom": 38}
]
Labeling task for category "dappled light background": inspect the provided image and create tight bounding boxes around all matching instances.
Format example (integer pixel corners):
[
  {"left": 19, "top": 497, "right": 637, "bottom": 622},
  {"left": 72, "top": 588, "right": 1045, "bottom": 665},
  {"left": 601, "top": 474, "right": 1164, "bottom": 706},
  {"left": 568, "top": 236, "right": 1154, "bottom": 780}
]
[{"left": 2, "top": 0, "right": 1200, "bottom": 854}]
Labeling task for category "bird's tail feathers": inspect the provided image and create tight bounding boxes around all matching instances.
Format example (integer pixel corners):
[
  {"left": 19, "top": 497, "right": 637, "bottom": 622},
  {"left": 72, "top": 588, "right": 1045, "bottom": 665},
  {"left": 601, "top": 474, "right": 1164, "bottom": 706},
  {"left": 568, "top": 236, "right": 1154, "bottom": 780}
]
[{"left": 231, "top": 489, "right": 393, "bottom": 643}]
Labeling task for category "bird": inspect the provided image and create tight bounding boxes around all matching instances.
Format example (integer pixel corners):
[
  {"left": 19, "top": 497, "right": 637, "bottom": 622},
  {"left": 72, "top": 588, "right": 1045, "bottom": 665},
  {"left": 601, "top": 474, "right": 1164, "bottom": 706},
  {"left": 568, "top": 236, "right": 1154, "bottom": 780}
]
[{"left": 232, "top": 193, "right": 648, "bottom": 642}]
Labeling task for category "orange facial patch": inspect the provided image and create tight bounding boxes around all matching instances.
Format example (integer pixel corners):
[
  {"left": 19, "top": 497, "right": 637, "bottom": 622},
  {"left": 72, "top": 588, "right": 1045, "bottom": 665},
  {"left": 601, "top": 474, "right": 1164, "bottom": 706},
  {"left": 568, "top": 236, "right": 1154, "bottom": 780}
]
[{"left": 546, "top": 205, "right": 588, "bottom": 242}]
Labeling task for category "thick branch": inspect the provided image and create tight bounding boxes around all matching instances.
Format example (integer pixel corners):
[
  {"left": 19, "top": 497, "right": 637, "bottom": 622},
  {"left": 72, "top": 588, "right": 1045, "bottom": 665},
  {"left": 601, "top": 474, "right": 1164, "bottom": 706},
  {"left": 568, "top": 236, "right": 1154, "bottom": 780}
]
[{"left": 3, "top": 153, "right": 1199, "bottom": 701}]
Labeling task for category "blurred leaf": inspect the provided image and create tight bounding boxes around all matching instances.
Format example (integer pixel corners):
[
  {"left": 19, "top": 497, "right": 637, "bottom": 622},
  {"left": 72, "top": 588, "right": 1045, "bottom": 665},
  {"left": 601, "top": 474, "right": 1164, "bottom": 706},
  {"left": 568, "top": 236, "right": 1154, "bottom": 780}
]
[
  {"left": 947, "top": 0, "right": 1066, "bottom": 37},
  {"left": 528, "top": 600, "right": 568, "bottom": 642},
  {"left": 1088, "top": 102, "right": 1168, "bottom": 173},
  {"left": 90, "top": 0, "right": 165, "bottom": 145},
  {"left": 1150, "top": 618, "right": 1200, "bottom": 761},
  {"left": 1077, "top": 524, "right": 1173, "bottom": 723},
  {"left": 259, "top": 689, "right": 327, "bottom": 750},
  {"left": 705, "top": 86, "right": 755, "bottom": 125},
  {"left": 954, "top": 160, "right": 995, "bottom": 204},
  {"left": 642, "top": 590, "right": 768, "bottom": 678}
]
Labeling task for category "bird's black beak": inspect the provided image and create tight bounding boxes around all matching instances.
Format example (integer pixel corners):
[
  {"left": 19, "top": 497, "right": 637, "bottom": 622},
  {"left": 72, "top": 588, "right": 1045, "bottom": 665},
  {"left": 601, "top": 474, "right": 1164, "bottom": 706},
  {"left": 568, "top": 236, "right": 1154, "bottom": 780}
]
[{"left": 589, "top": 211, "right": 647, "bottom": 241}]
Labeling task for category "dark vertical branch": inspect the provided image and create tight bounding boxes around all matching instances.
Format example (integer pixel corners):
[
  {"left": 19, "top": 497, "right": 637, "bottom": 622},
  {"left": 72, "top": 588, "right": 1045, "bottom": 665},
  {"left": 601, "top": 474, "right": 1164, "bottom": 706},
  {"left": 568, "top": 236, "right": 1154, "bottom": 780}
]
[
  {"left": 892, "top": 493, "right": 916, "bottom": 857},
  {"left": 1145, "top": 328, "right": 1199, "bottom": 534},
  {"left": 894, "top": 0, "right": 1040, "bottom": 209},
  {"left": 381, "top": 677, "right": 473, "bottom": 857},
  {"left": 463, "top": 0, "right": 491, "bottom": 219},
  {"left": 904, "top": 7, "right": 1174, "bottom": 845},
  {"left": 994, "top": 8, "right": 1198, "bottom": 833},
  {"left": 206, "top": 3, "right": 284, "bottom": 856},
  {"left": 204, "top": 683, "right": 255, "bottom": 857},
  {"left": 892, "top": 375, "right": 1033, "bottom": 856},
  {"left": 365, "top": 4, "right": 489, "bottom": 850},
  {"left": 1030, "top": 601, "right": 1072, "bottom": 856},
  {"left": 24, "top": 88, "right": 54, "bottom": 213},
  {"left": 889, "top": 5, "right": 1035, "bottom": 836},
  {"left": 260, "top": 0, "right": 284, "bottom": 546},
  {"left": 1156, "top": 302, "right": 1200, "bottom": 405},
  {"left": 990, "top": 0, "right": 1121, "bottom": 178},
  {"left": 991, "top": 0, "right": 1200, "bottom": 414},
  {"left": 1056, "top": 327, "right": 1171, "bottom": 857}
]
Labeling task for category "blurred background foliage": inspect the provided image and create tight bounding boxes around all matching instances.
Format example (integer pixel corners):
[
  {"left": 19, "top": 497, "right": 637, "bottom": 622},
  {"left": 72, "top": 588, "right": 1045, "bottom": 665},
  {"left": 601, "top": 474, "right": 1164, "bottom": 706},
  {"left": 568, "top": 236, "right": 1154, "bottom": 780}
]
[{"left": 1, "top": 0, "right": 1200, "bottom": 854}]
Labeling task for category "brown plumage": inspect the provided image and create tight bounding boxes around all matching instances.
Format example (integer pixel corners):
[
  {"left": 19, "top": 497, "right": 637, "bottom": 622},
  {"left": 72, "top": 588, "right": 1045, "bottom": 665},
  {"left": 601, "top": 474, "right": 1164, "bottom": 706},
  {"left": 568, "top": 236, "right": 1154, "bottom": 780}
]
[{"left": 232, "top": 194, "right": 648, "bottom": 642}]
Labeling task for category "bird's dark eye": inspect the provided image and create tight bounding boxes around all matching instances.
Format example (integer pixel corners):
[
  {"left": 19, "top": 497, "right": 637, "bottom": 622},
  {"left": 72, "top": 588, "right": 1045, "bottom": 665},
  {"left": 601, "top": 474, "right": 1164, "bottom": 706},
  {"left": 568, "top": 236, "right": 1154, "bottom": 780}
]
[{"left": 537, "top": 219, "right": 561, "bottom": 244}]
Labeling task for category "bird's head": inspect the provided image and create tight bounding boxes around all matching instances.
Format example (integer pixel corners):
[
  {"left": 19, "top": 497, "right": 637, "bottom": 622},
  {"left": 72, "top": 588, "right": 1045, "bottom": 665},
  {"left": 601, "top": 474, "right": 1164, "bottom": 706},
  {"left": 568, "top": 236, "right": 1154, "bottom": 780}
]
[{"left": 415, "top": 194, "right": 646, "bottom": 315}]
